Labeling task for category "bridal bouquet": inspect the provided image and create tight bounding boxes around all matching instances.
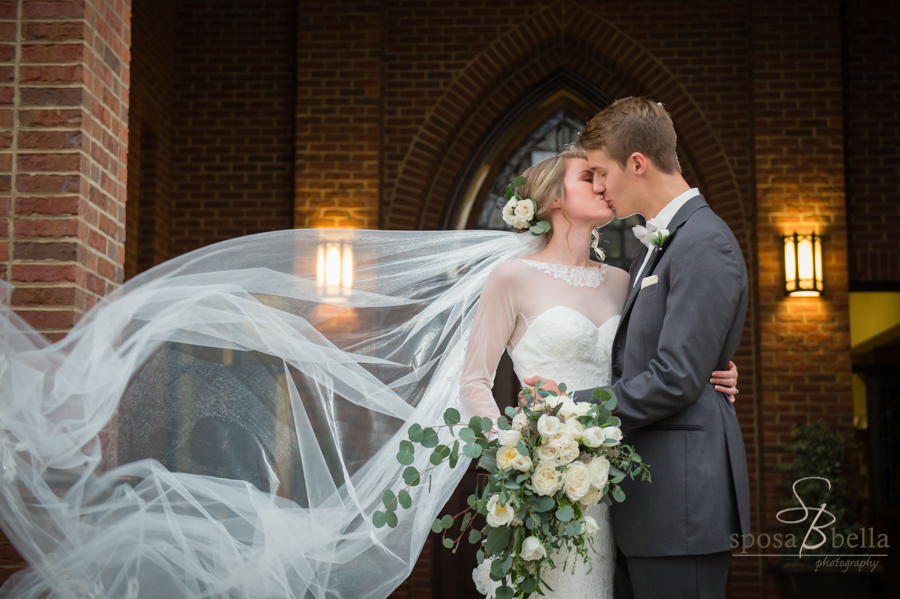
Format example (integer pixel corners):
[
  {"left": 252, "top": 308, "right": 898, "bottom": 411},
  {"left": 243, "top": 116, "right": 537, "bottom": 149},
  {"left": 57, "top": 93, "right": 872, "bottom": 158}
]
[{"left": 373, "top": 383, "right": 650, "bottom": 599}]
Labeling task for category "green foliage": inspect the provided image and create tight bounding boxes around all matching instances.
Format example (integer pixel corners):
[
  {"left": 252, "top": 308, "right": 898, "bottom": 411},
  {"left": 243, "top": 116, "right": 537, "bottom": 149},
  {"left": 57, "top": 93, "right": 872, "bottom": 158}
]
[{"left": 778, "top": 420, "right": 859, "bottom": 559}]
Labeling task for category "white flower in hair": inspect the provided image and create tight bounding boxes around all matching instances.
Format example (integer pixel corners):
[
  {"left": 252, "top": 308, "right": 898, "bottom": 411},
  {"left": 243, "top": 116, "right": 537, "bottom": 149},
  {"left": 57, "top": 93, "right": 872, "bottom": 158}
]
[{"left": 513, "top": 199, "right": 535, "bottom": 221}]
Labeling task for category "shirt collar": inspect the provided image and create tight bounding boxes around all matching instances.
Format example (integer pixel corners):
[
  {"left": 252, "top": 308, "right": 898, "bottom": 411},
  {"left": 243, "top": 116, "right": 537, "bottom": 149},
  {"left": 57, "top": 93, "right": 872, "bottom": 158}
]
[{"left": 652, "top": 188, "right": 699, "bottom": 230}]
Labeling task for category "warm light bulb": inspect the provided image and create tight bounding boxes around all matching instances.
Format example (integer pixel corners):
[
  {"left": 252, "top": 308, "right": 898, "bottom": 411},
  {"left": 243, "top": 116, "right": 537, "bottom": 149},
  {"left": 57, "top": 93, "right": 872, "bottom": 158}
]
[
  {"left": 325, "top": 245, "right": 342, "bottom": 286},
  {"left": 342, "top": 247, "right": 353, "bottom": 289}
]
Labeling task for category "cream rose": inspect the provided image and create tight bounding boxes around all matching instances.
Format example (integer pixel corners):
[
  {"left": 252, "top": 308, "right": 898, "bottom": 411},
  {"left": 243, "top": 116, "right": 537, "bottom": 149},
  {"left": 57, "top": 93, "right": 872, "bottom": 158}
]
[
  {"left": 533, "top": 443, "right": 560, "bottom": 463},
  {"left": 497, "top": 429, "right": 522, "bottom": 446},
  {"left": 580, "top": 426, "right": 604, "bottom": 448},
  {"left": 588, "top": 455, "right": 611, "bottom": 490},
  {"left": 558, "top": 440, "right": 581, "bottom": 464},
  {"left": 578, "top": 486, "right": 601, "bottom": 508},
  {"left": 562, "top": 461, "right": 592, "bottom": 502},
  {"left": 582, "top": 514, "right": 600, "bottom": 536},
  {"left": 486, "top": 494, "right": 515, "bottom": 527},
  {"left": 512, "top": 411, "right": 528, "bottom": 431},
  {"left": 566, "top": 418, "right": 585, "bottom": 436},
  {"left": 537, "top": 414, "right": 561, "bottom": 438},
  {"left": 514, "top": 199, "right": 535, "bottom": 221},
  {"left": 520, "top": 536, "right": 547, "bottom": 561},
  {"left": 510, "top": 451, "right": 533, "bottom": 472},
  {"left": 547, "top": 428, "right": 576, "bottom": 450},
  {"left": 510, "top": 216, "right": 529, "bottom": 230},
  {"left": 557, "top": 396, "right": 577, "bottom": 419},
  {"left": 574, "top": 402, "right": 592, "bottom": 417},
  {"left": 496, "top": 444, "right": 521, "bottom": 470},
  {"left": 601, "top": 426, "right": 623, "bottom": 447},
  {"left": 531, "top": 460, "right": 564, "bottom": 496}
]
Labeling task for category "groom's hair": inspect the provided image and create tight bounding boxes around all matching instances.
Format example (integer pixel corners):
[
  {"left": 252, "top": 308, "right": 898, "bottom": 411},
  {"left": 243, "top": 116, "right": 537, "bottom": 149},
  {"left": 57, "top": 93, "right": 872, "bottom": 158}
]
[{"left": 577, "top": 97, "right": 681, "bottom": 175}]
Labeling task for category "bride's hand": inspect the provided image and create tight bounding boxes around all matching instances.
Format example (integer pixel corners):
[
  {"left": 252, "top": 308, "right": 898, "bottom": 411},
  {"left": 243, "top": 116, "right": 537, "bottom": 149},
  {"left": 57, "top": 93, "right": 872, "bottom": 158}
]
[
  {"left": 711, "top": 361, "right": 739, "bottom": 403},
  {"left": 521, "top": 376, "right": 561, "bottom": 396}
]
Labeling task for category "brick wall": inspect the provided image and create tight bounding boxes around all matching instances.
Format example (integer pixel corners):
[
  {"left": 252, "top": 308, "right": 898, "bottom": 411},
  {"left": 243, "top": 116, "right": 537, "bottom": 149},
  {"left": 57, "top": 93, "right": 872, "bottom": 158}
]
[
  {"left": 295, "top": 0, "right": 381, "bottom": 230},
  {"left": 844, "top": 1, "right": 900, "bottom": 284},
  {"left": 752, "top": 0, "right": 854, "bottom": 594},
  {"left": 0, "top": 0, "right": 131, "bottom": 339},
  {"left": 166, "top": 0, "right": 296, "bottom": 258}
]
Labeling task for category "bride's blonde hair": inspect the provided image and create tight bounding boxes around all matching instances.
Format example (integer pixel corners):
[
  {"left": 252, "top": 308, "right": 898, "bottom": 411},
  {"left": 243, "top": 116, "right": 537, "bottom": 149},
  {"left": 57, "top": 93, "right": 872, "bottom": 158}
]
[{"left": 515, "top": 145, "right": 604, "bottom": 260}]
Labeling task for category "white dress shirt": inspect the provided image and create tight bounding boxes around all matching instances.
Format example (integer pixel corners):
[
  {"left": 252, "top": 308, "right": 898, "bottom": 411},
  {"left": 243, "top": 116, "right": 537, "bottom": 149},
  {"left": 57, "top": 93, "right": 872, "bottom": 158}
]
[{"left": 632, "top": 188, "right": 699, "bottom": 287}]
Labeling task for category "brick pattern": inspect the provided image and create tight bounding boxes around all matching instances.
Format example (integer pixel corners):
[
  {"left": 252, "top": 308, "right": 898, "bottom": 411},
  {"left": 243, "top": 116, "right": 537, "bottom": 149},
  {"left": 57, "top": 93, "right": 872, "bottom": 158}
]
[
  {"left": 166, "top": 0, "right": 296, "bottom": 258},
  {"left": 295, "top": 0, "right": 381, "bottom": 230},
  {"left": 752, "top": 1, "right": 854, "bottom": 595},
  {"left": 844, "top": 2, "right": 900, "bottom": 283},
  {"left": 0, "top": 0, "right": 131, "bottom": 340}
]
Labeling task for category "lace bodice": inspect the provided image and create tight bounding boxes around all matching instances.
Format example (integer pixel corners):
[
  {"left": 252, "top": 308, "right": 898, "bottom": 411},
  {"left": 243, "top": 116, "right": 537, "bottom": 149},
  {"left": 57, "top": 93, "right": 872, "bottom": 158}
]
[{"left": 459, "top": 258, "right": 629, "bottom": 423}]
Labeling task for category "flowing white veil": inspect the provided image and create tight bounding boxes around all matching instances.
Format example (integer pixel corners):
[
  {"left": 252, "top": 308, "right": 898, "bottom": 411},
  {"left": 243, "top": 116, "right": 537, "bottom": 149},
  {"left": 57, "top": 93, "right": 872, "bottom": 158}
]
[{"left": 0, "top": 228, "right": 545, "bottom": 599}]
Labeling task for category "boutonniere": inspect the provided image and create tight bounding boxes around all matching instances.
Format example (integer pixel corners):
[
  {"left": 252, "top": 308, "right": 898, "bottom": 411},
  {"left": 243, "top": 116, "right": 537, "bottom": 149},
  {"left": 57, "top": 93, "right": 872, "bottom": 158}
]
[{"left": 649, "top": 228, "right": 670, "bottom": 249}]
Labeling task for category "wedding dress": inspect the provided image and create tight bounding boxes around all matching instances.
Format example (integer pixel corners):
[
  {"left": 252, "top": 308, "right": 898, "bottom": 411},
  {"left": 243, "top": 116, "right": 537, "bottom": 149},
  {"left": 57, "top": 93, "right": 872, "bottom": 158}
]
[
  {"left": 460, "top": 259, "right": 624, "bottom": 599},
  {"left": 0, "top": 229, "right": 557, "bottom": 599}
]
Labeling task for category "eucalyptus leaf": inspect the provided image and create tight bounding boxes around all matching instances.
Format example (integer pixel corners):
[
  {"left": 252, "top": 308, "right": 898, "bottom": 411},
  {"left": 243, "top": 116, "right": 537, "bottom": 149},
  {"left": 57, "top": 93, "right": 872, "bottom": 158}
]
[
  {"left": 481, "top": 416, "right": 493, "bottom": 433},
  {"left": 442, "top": 537, "right": 454, "bottom": 549},
  {"left": 496, "top": 586, "right": 514, "bottom": 599},
  {"left": 384, "top": 509, "right": 398, "bottom": 528},
  {"left": 558, "top": 383, "right": 567, "bottom": 393},
  {"left": 504, "top": 406, "right": 518, "bottom": 420},
  {"left": 496, "top": 418, "right": 511, "bottom": 431},
  {"left": 431, "top": 518, "right": 443, "bottom": 534},
  {"left": 408, "top": 423, "right": 424, "bottom": 443},
  {"left": 631, "top": 452, "right": 642, "bottom": 463},
  {"left": 421, "top": 428, "right": 439, "bottom": 449},
  {"left": 441, "top": 515, "right": 454, "bottom": 530},
  {"left": 403, "top": 466, "right": 421, "bottom": 487},
  {"left": 516, "top": 440, "right": 528, "bottom": 456},
  {"left": 612, "top": 485, "right": 626, "bottom": 502},
  {"left": 382, "top": 489, "right": 396, "bottom": 508},
  {"left": 398, "top": 489, "right": 412, "bottom": 509},
  {"left": 484, "top": 525, "right": 513, "bottom": 553},
  {"left": 430, "top": 444, "right": 450, "bottom": 466},
  {"left": 443, "top": 407, "right": 461, "bottom": 427},
  {"left": 372, "top": 511, "right": 386, "bottom": 528},
  {"left": 513, "top": 176, "right": 527, "bottom": 187},
  {"left": 459, "top": 427, "right": 476, "bottom": 444},
  {"left": 468, "top": 528, "right": 482, "bottom": 544},
  {"left": 396, "top": 440, "right": 415, "bottom": 466},
  {"left": 449, "top": 440, "right": 460, "bottom": 468},
  {"left": 504, "top": 186, "right": 513, "bottom": 201},
  {"left": 463, "top": 442, "right": 483, "bottom": 459},
  {"left": 555, "top": 505, "right": 574, "bottom": 522}
]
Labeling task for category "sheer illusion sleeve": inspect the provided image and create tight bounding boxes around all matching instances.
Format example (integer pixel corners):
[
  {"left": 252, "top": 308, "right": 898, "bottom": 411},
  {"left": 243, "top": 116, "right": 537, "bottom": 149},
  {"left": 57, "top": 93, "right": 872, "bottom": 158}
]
[{"left": 459, "top": 262, "right": 519, "bottom": 422}]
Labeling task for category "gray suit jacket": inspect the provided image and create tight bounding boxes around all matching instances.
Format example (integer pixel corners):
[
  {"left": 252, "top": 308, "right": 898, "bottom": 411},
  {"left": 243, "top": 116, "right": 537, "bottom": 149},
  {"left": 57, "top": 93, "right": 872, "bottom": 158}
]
[{"left": 575, "top": 195, "right": 750, "bottom": 557}]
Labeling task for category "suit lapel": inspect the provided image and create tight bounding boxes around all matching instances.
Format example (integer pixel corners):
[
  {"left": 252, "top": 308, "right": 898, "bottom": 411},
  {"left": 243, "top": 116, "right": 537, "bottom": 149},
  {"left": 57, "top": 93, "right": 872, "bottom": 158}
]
[{"left": 617, "top": 195, "right": 709, "bottom": 324}]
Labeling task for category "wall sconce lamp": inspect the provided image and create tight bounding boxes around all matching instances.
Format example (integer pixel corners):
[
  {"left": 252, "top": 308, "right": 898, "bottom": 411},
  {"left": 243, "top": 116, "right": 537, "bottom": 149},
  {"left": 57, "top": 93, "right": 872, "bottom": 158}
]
[
  {"left": 317, "top": 241, "right": 353, "bottom": 300},
  {"left": 784, "top": 233, "right": 823, "bottom": 297}
]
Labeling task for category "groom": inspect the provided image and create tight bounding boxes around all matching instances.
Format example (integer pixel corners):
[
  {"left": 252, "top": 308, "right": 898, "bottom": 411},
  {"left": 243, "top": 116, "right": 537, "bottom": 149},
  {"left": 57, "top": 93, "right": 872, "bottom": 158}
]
[{"left": 525, "top": 97, "right": 750, "bottom": 599}]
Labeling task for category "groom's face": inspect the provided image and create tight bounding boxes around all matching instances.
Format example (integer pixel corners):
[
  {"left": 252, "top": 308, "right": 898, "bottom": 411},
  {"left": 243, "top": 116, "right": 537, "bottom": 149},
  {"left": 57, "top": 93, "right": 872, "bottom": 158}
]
[{"left": 586, "top": 148, "right": 638, "bottom": 218}]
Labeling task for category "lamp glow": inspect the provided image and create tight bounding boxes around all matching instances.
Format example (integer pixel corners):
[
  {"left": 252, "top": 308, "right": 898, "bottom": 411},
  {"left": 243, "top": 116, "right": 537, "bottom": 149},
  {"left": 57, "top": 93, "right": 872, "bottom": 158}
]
[
  {"left": 784, "top": 233, "right": 823, "bottom": 297},
  {"left": 317, "top": 241, "right": 354, "bottom": 300}
]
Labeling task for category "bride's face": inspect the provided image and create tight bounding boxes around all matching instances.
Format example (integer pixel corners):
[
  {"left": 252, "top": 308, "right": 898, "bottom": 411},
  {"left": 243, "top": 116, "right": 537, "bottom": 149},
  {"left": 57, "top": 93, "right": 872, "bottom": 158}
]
[{"left": 559, "top": 158, "right": 615, "bottom": 227}]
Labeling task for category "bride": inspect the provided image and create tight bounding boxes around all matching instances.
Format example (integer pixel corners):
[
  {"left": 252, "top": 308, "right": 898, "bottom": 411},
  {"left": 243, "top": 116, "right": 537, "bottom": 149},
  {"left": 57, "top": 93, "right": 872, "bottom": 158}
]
[
  {"left": 0, "top": 148, "right": 736, "bottom": 599},
  {"left": 460, "top": 146, "right": 737, "bottom": 598}
]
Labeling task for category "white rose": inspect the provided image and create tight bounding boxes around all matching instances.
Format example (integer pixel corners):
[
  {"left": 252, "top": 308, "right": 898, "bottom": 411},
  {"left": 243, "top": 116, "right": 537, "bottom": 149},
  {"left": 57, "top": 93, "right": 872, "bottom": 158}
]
[
  {"left": 520, "top": 536, "right": 547, "bottom": 561},
  {"left": 512, "top": 411, "right": 528, "bottom": 431},
  {"left": 542, "top": 395, "right": 561, "bottom": 410},
  {"left": 557, "top": 396, "right": 576, "bottom": 418},
  {"left": 473, "top": 558, "right": 501, "bottom": 596},
  {"left": 533, "top": 443, "right": 560, "bottom": 463},
  {"left": 580, "top": 426, "right": 604, "bottom": 448},
  {"left": 531, "top": 460, "right": 564, "bottom": 496},
  {"left": 588, "top": 456, "right": 611, "bottom": 490},
  {"left": 496, "top": 444, "right": 521, "bottom": 471},
  {"left": 601, "top": 426, "right": 623, "bottom": 447},
  {"left": 566, "top": 418, "right": 585, "bottom": 436},
  {"left": 537, "top": 414, "right": 561, "bottom": 438},
  {"left": 510, "top": 216, "right": 529, "bottom": 230},
  {"left": 562, "top": 461, "right": 592, "bottom": 502},
  {"left": 486, "top": 494, "right": 515, "bottom": 528},
  {"left": 558, "top": 440, "right": 581, "bottom": 464},
  {"left": 579, "top": 486, "right": 601, "bottom": 508},
  {"left": 582, "top": 515, "right": 600, "bottom": 536},
  {"left": 514, "top": 199, "right": 535, "bottom": 221},
  {"left": 547, "top": 428, "right": 575, "bottom": 450},
  {"left": 510, "top": 451, "right": 533, "bottom": 472},
  {"left": 497, "top": 429, "right": 521, "bottom": 446},
  {"left": 574, "top": 402, "right": 592, "bottom": 417}
]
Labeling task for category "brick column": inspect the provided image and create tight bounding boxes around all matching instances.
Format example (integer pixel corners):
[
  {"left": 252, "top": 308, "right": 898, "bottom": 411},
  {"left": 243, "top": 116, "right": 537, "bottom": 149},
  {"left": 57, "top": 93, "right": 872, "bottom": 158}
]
[
  {"left": 0, "top": 0, "right": 131, "bottom": 340},
  {"left": 752, "top": 0, "right": 853, "bottom": 593},
  {"left": 295, "top": 0, "right": 381, "bottom": 230}
]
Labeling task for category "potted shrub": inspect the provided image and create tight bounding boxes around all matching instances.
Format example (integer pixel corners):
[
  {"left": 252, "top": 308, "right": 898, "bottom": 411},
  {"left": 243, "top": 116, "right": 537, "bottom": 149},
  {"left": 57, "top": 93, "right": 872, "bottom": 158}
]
[{"left": 773, "top": 420, "right": 882, "bottom": 599}]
